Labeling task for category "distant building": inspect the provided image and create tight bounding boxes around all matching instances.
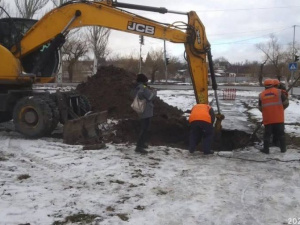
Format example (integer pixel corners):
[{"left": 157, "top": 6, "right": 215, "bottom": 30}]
[{"left": 62, "top": 60, "right": 94, "bottom": 82}]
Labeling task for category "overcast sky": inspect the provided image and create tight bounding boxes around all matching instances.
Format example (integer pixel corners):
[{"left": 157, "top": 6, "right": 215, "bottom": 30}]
[{"left": 2, "top": 0, "right": 300, "bottom": 63}]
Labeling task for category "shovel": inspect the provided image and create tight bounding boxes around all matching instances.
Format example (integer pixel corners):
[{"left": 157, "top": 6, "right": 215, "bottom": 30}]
[
  {"left": 240, "top": 122, "right": 263, "bottom": 146},
  {"left": 241, "top": 74, "right": 300, "bottom": 146}
]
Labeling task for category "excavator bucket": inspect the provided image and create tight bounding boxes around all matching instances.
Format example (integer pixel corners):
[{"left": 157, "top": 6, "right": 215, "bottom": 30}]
[{"left": 63, "top": 111, "right": 107, "bottom": 145}]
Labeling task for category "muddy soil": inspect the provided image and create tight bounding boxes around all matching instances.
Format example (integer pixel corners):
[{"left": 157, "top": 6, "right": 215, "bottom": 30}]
[{"left": 76, "top": 65, "right": 254, "bottom": 151}]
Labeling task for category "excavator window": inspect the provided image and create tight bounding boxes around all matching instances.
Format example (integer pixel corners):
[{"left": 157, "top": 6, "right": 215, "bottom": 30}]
[
  {"left": 0, "top": 18, "right": 59, "bottom": 78},
  {"left": 0, "top": 22, "right": 9, "bottom": 35},
  {"left": 0, "top": 18, "right": 37, "bottom": 50}
]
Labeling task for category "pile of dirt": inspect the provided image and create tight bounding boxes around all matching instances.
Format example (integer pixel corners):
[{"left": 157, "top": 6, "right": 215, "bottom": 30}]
[
  {"left": 76, "top": 65, "right": 189, "bottom": 149},
  {"left": 76, "top": 65, "right": 255, "bottom": 151}
]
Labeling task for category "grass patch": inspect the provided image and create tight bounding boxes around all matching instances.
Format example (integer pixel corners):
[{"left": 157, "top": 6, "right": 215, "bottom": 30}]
[
  {"left": 106, "top": 206, "right": 115, "bottom": 212},
  {"left": 117, "top": 213, "right": 129, "bottom": 221},
  {"left": 110, "top": 179, "right": 125, "bottom": 184},
  {"left": 17, "top": 174, "right": 30, "bottom": 180},
  {"left": 156, "top": 189, "right": 168, "bottom": 195},
  {"left": 286, "top": 135, "right": 300, "bottom": 147},
  {"left": 134, "top": 205, "right": 145, "bottom": 210},
  {"left": 148, "top": 157, "right": 161, "bottom": 161},
  {"left": 0, "top": 156, "right": 7, "bottom": 161},
  {"left": 52, "top": 213, "right": 100, "bottom": 225}
]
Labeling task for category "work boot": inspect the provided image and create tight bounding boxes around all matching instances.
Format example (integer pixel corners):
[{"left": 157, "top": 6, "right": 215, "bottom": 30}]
[
  {"left": 261, "top": 141, "right": 270, "bottom": 154},
  {"left": 279, "top": 136, "right": 286, "bottom": 153},
  {"left": 141, "top": 143, "right": 149, "bottom": 149},
  {"left": 135, "top": 146, "right": 148, "bottom": 155},
  {"left": 189, "top": 149, "right": 195, "bottom": 154},
  {"left": 203, "top": 151, "right": 214, "bottom": 155}
]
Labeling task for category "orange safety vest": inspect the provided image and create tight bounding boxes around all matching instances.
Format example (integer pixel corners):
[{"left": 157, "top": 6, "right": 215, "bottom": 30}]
[
  {"left": 189, "top": 104, "right": 212, "bottom": 124},
  {"left": 259, "top": 88, "right": 284, "bottom": 125}
]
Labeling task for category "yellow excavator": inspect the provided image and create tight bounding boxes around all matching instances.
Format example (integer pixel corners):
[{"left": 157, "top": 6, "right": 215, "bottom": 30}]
[{"left": 0, "top": 1, "right": 224, "bottom": 140}]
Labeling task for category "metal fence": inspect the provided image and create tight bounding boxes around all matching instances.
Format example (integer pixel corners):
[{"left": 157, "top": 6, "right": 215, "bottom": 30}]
[
  {"left": 184, "top": 76, "right": 258, "bottom": 84},
  {"left": 210, "top": 76, "right": 258, "bottom": 84}
]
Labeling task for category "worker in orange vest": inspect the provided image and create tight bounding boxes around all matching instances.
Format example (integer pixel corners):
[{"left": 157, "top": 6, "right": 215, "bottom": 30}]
[
  {"left": 259, "top": 79, "right": 289, "bottom": 154},
  {"left": 188, "top": 104, "right": 215, "bottom": 155}
]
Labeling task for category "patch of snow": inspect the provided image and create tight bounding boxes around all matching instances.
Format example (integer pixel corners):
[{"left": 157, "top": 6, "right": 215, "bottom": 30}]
[{"left": 1, "top": 89, "right": 300, "bottom": 225}]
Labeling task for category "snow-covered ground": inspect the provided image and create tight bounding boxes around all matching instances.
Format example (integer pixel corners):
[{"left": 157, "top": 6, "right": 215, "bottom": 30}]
[{"left": 1, "top": 89, "right": 300, "bottom": 225}]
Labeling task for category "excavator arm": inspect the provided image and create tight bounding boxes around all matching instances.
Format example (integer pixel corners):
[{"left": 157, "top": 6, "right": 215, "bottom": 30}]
[
  {"left": 4, "top": 1, "right": 224, "bottom": 136},
  {"left": 12, "top": 1, "right": 212, "bottom": 104},
  {"left": 14, "top": 1, "right": 187, "bottom": 56}
]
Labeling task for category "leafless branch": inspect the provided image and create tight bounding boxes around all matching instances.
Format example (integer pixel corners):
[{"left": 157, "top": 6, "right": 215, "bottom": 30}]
[
  {"left": 256, "top": 34, "right": 285, "bottom": 79},
  {"left": 0, "top": 0, "right": 9, "bottom": 17},
  {"left": 50, "top": 0, "right": 69, "bottom": 7},
  {"left": 14, "top": 0, "right": 48, "bottom": 19},
  {"left": 86, "top": 26, "right": 111, "bottom": 64}
]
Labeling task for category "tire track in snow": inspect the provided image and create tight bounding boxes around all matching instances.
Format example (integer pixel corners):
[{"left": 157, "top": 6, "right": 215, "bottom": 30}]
[{"left": 241, "top": 183, "right": 264, "bottom": 225}]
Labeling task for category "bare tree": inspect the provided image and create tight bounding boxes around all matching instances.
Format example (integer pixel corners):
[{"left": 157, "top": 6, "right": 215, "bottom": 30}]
[
  {"left": 86, "top": 26, "right": 111, "bottom": 66},
  {"left": 144, "top": 49, "right": 165, "bottom": 83},
  {"left": 14, "top": 0, "right": 48, "bottom": 19},
  {"left": 256, "top": 34, "right": 285, "bottom": 80},
  {"left": 0, "top": 0, "right": 9, "bottom": 17},
  {"left": 257, "top": 59, "right": 268, "bottom": 86},
  {"left": 50, "top": 0, "right": 68, "bottom": 7},
  {"left": 108, "top": 55, "right": 139, "bottom": 73},
  {"left": 166, "top": 56, "right": 184, "bottom": 77},
  {"left": 214, "top": 57, "right": 231, "bottom": 69},
  {"left": 282, "top": 42, "right": 300, "bottom": 81},
  {"left": 62, "top": 36, "right": 89, "bottom": 82}
]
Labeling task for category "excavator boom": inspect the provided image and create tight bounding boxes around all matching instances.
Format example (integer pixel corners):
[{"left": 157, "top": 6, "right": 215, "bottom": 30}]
[
  {"left": 0, "top": 1, "right": 224, "bottom": 140},
  {"left": 12, "top": 1, "right": 211, "bottom": 104},
  {"left": 14, "top": 2, "right": 187, "bottom": 57}
]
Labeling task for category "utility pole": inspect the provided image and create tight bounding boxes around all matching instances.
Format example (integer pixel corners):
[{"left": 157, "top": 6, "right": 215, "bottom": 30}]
[
  {"left": 291, "top": 25, "right": 296, "bottom": 95},
  {"left": 93, "top": 54, "right": 97, "bottom": 75},
  {"left": 56, "top": 51, "right": 63, "bottom": 86},
  {"left": 164, "top": 39, "right": 168, "bottom": 83},
  {"left": 139, "top": 35, "right": 144, "bottom": 73}
]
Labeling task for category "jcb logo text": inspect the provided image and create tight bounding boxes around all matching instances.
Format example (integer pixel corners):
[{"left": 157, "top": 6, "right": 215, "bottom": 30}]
[{"left": 127, "top": 22, "right": 155, "bottom": 35}]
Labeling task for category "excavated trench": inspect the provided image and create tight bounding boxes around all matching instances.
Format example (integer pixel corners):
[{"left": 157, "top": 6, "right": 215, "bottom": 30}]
[{"left": 75, "top": 65, "right": 258, "bottom": 151}]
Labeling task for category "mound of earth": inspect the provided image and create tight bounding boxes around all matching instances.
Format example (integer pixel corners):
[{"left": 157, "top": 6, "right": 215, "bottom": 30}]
[
  {"left": 76, "top": 65, "right": 189, "bottom": 149},
  {"left": 76, "top": 65, "right": 255, "bottom": 151}
]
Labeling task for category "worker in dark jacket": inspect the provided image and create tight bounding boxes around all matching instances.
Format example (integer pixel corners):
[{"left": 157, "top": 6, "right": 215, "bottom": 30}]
[
  {"left": 188, "top": 104, "right": 215, "bottom": 155},
  {"left": 131, "top": 73, "right": 157, "bottom": 154},
  {"left": 259, "top": 79, "right": 289, "bottom": 154},
  {"left": 273, "top": 79, "right": 288, "bottom": 97}
]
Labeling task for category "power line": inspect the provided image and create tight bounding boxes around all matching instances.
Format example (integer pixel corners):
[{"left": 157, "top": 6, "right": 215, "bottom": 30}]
[
  {"left": 196, "top": 5, "right": 300, "bottom": 13},
  {"left": 209, "top": 26, "right": 291, "bottom": 37},
  {"left": 211, "top": 27, "right": 291, "bottom": 45}
]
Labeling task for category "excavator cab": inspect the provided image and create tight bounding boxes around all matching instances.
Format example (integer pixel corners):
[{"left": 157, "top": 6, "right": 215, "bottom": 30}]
[
  {"left": 0, "top": 18, "right": 37, "bottom": 49},
  {"left": 0, "top": 18, "right": 60, "bottom": 79},
  {"left": 0, "top": 17, "right": 104, "bottom": 142}
]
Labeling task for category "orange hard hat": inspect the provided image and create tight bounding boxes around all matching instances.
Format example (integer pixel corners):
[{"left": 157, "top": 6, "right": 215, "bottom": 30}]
[
  {"left": 264, "top": 79, "right": 274, "bottom": 87},
  {"left": 273, "top": 79, "right": 280, "bottom": 86}
]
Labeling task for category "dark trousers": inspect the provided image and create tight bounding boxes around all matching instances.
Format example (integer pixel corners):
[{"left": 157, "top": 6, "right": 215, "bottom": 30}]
[
  {"left": 264, "top": 123, "right": 286, "bottom": 152},
  {"left": 189, "top": 121, "right": 213, "bottom": 153},
  {"left": 137, "top": 117, "right": 151, "bottom": 147}
]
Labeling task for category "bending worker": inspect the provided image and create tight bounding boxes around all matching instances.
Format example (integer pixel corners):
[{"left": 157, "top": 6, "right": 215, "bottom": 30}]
[
  {"left": 188, "top": 104, "right": 215, "bottom": 155},
  {"left": 259, "top": 79, "right": 289, "bottom": 154}
]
